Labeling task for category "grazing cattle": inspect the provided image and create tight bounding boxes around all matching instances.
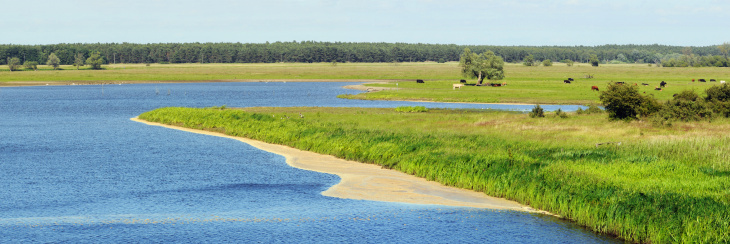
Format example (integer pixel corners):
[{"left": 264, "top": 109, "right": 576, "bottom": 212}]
[
  {"left": 710, "top": 79, "right": 716, "bottom": 82},
  {"left": 453, "top": 84, "right": 464, "bottom": 90},
  {"left": 416, "top": 79, "right": 425, "bottom": 83},
  {"left": 641, "top": 83, "right": 649, "bottom": 86},
  {"left": 655, "top": 87, "right": 663, "bottom": 91},
  {"left": 568, "top": 78, "right": 574, "bottom": 81},
  {"left": 634, "top": 83, "right": 638, "bottom": 86},
  {"left": 591, "top": 86, "right": 599, "bottom": 91},
  {"left": 721, "top": 80, "right": 726, "bottom": 84},
  {"left": 699, "top": 79, "right": 706, "bottom": 82},
  {"left": 660, "top": 81, "right": 667, "bottom": 87},
  {"left": 460, "top": 79, "right": 466, "bottom": 83},
  {"left": 616, "top": 82, "right": 625, "bottom": 85},
  {"left": 564, "top": 80, "right": 571, "bottom": 84},
  {"left": 692, "top": 79, "right": 695, "bottom": 82}
]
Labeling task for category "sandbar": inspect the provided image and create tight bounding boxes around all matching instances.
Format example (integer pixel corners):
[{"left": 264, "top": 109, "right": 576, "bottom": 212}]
[{"left": 131, "top": 117, "right": 551, "bottom": 214}]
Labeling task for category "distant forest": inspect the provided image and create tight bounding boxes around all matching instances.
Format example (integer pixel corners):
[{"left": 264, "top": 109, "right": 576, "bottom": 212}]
[{"left": 1, "top": 42, "right": 728, "bottom": 67}]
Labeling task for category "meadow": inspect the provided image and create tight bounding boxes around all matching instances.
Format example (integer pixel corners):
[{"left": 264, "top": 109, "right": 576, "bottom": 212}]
[
  {"left": 139, "top": 106, "right": 730, "bottom": 243},
  {"left": 3, "top": 62, "right": 727, "bottom": 105}
]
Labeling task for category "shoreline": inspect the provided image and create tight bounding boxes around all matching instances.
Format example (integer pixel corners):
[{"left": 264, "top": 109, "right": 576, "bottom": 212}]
[
  {"left": 0, "top": 79, "right": 397, "bottom": 88},
  {"left": 131, "top": 117, "right": 554, "bottom": 214}
]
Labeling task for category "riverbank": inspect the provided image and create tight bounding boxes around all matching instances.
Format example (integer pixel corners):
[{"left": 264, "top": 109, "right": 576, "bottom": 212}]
[
  {"left": 137, "top": 106, "right": 730, "bottom": 243},
  {"left": 131, "top": 117, "right": 548, "bottom": 213}
]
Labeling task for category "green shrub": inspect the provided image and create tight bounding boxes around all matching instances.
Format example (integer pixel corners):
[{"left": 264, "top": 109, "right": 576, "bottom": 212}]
[
  {"left": 23, "top": 61, "right": 38, "bottom": 70},
  {"left": 395, "top": 106, "right": 428, "bottom": 112},
  {"left": 529, "top": 104, "right": 544, "bottom": 118},
  {"left": 555, "top": 108, "right": 568, "bottom": 118},
  {"left": 599, "top": 82, "right": 659, "bottom": 120},
  {"left": 563, "top": 59, "right": 574, "bottom": 66},
  {"left": 542, "top": 59, "right": 552, "bottom": 66},
  {"left": 705, "top": 84, "right": 730, "bottom": 102}
]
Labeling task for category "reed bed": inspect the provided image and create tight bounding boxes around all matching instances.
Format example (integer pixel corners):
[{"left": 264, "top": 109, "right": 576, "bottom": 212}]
[{"left": 139, "top": 107, "right": 730, "bottom": 243}]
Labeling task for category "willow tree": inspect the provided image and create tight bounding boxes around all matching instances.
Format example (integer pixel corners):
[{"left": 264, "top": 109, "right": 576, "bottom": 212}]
[{"left": 459, "top": 48, "right": 505, "bottom": 85}]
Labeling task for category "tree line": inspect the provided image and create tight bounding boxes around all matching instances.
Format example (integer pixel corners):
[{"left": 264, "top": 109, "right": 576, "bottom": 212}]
[{"left": 1, "top": 42, "right": 727, "bottom": 66}]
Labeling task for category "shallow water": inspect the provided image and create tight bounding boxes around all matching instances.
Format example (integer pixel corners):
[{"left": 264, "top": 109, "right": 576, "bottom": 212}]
[{"left": 0, "top": 82, "right": 615, "bottom": 243}]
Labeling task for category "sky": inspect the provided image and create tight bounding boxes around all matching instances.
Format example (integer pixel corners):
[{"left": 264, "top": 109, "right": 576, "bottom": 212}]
[{"left": 3, "top": 0, "right": 729, "bottom": 46}]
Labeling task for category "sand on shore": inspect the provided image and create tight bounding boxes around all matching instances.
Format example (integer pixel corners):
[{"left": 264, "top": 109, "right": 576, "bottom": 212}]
[{"left": 131, "top": 117, "right": 552, "bottom": 214}]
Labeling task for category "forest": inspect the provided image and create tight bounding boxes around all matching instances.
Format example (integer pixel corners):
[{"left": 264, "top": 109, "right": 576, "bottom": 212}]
[{"left": 1, "top": 42, "right": 728, "bottom": 67}]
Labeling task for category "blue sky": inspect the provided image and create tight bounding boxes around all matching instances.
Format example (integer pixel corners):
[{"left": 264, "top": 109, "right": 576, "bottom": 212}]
[{"left": 3, "top": 0, "right": 728, "bottom": 46}]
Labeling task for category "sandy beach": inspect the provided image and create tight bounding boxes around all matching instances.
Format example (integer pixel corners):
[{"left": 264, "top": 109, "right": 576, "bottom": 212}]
[{"left": 131, "top": 117, "right": 551, "bottom": 214}]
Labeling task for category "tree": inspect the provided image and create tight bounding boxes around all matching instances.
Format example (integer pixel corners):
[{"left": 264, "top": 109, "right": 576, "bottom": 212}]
[
  {"left": 459, "top": 48, "right": 505, "bottom": 85},
  {"left": 74, "top": 53, "right": 85, "bottom": 70},
  {"left": 7, "top": 57, "right": 21, "bottom": 71},
  {"left": 46, "top": 53, "right": 61, "bottom": 69},
  {"left": 86, "top": 51, "right": 104, "bottom": 69},
  {"left": 599, "top": 82, "right": 659, "bottom": 120},
  {"left": 542, "top": 59, "right": 553, "bottom": 66},
  {"left": 589, "top": 54, "right": 599, "bottom": 66},
  {"left": 523, "top": 54, "right": 535, "bottom": 66},
  {"left": 718, "top": 42, "right": 730, "bottom": 59},
  {"left": 23, "top": 61, "right": 38, "bottom": 70}
]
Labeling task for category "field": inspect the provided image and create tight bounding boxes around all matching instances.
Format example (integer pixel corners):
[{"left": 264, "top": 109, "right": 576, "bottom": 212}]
[
  {"left": 2, "top": 62, "right": 728, "bottom": 104},
  {"left": 139, "top": 106, "right": 730, "bottom": 243}
]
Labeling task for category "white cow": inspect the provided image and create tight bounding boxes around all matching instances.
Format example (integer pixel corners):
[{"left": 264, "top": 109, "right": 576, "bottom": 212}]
[
  {"left": 721, "top": 80, "right": 726, "bottom": 84},
  {"left": 453, "top": 84, "right": 465, "bottom": 90}
]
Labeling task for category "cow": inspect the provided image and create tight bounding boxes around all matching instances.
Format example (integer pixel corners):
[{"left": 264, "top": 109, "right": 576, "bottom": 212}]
[
  {"left": 591, "top": 86, "right": 599, "bottom": 91},
  {"left": 721, "top": 80, "right": 726, "bottom": 84},
  {"left": 634, "top": 83, "right": 638, "bottom": 86},
  {"left": 453, "top": 84, "right": 464, "bottom": 90},
  {"left": 416, "top": 79, "right": 424, "bottom": 83},
  {"left": 564, "top": 80, "right": 571, "bottom": 84},
  {"left": 655, "top": 87, "right": 663, "bottom": 91},
  {"left": 568, "top": 78, "right": 574, "bottom": 81},
  {"left": 660, "top": 81, "right": 667, "bottom": 87},
  {"left": 710, "top": 79, "right": 716, "bottom": 82},
  {"left": 699, "top": 79, "right": 706, "bottom": 82},
  {"left": 460, "top": 79, "right": 466, "bottom": 83},
  {"left": 616, "top": 82, "right": 625, "bottom": 85},
  {"left": 692, "top": 79, "right": 695, "bottom": 82},
  {"left": 641, "top": 83, "right": 649, "bottom": 86}
]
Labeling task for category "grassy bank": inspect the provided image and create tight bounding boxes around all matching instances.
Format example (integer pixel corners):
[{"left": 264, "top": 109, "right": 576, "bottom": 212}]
[{"left": 139, "top": 106, "right": 730, "bottom": 243}]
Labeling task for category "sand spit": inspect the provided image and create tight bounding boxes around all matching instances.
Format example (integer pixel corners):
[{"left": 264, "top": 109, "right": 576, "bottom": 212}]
[{"left": 131, "top": 117, "right": 552, "bottom": 214}]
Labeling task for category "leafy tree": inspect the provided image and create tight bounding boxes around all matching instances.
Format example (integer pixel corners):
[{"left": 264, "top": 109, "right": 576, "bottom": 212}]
[
  {"left": 523, "top": 54, "right": 535, "bottom": 66},
  {"left": 74, "top": 53, "right": 85, "bottom": 70},
  {"left": 86, "top": 51, "right": 104, "bottom": 69},
  {"left": 542, "top": 59, "right": 552, "bottom": 66},
  {"left": 7, "top": 57, "right": 21, "bottom": 71},
  {"left": 599, "top": 82, "right": 660, "bottom": 120},
  {"left": 23, "top": 61, "right": 38, "bottom": 70},
  {"left": 563, "top": 59, "right": 574, "bottom": 66},
  {"left": 718, "top": 42, "right": 730, "bottom": 59},
  {"left": 589, "top": 54, "right": 599, "bottom": 66},
  {"left": 46, "top": 53, "right": 61, "bottom": 69},
  {"left": 458, "top": 48, "right": 505, "bottom": 85}
]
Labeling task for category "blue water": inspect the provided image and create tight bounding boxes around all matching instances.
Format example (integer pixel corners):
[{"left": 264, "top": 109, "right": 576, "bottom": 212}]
[{"left": 0, "top": 82, "right": 615, "bottom": 243}]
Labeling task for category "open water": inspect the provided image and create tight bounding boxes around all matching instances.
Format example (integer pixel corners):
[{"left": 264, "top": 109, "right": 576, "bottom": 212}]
[{"left": 0, "top": 82, "right": 617, "bottom": 243}]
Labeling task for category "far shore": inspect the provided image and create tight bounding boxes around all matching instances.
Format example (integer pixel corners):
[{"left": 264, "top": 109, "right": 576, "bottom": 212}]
[
  {"left": 0, "top": 79, "right": 399, "bottom": 87},
  {"left": 131, "top": 117, "right": 554, "bottom": 215}
]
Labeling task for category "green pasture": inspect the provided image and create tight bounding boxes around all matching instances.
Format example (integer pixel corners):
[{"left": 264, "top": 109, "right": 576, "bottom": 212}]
[{"left": 139, "top": 106, "right": 730, "bottom": 243}]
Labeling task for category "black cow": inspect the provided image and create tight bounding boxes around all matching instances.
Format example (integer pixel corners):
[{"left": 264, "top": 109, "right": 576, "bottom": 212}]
[
  {"left": 460, "top": 79, "right": 466, "bottom": 83},
  {"left": 641, "top": 83, "right": 649, "bottom": 86},
  {"left": 416, "top": 79, "right": 424, "bottom": 83},
  {"left": 568, "top": 78, "right": 574, "bottom": 81},
  {"left": 563, "top": 80, "right": 571, "bottom": 84},
  {"left": 710, "top": 79, "right": 716, "bottom": 82},
  {"left": 660, "top": 81, "right": 667, "bottom": 87},
  {"left": 699, "top": 79, "right": 706, "bottom": 82},
  {"left": 616, "top": 82, "right": 625, "bottom": 85}
]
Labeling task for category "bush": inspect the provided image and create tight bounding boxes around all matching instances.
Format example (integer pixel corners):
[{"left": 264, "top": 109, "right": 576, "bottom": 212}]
[
  {"left": 395, "top": 106, "right": 428, "bottom": 112},
  {"left": 563, "top": 59, "right": 574, "bottom": 66},
  {"left": 542, "top": 59, "right": 552, "bottom": 66},
  {"left": 652, "top": 90, "right": 713, "bottom": 125},
  {"left": 7, "top": 57, "right": 20, "bottom": 71},
  {"left": 23, "top": 61, "right": 38, "bottom": 70},
  {"left": 599, "top": 82, "right": 659, "bottom": 120},
  {"left": 555, "top": 108, "right": 568, "bottom": 118},
  {"left": 523, "top": 54, "right": 535, "bottom": 66},
  {"left": 705, "top": 84, "right": 730, "bottom": 102},
  {"left": 86, "top": 51, "right": 104, "bottom": 70},
  {"left": 529, "top": 105, "right": 544, "bottom": 118},
  {"left": 590, "top": 54, "right": 599, "bottom": 67}
]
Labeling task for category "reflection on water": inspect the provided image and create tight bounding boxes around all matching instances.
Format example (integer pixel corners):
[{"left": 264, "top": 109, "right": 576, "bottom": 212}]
[{"left": 0, "top": 82, "right": 615, "bottom": 243}]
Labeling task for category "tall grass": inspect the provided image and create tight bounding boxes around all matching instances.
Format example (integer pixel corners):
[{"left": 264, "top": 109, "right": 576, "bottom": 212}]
[{"left": 139, "top": 107, "right": 730, "bottom": 243}]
